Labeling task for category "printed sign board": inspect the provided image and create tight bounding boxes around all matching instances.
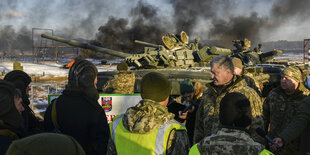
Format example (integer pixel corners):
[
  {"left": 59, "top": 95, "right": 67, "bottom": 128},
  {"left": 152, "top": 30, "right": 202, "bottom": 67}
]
[{"left": 48, "top": 94, "right": 142, "bottom": 123}]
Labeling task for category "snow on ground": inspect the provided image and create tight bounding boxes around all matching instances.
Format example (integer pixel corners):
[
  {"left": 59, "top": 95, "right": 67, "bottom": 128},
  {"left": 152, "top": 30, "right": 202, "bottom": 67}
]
[
  {"left": 0, "top": 59, "right": 118, "bottom": 118},
  {"left": 0, "top": 60, "right": 117, "bottom": 76}
]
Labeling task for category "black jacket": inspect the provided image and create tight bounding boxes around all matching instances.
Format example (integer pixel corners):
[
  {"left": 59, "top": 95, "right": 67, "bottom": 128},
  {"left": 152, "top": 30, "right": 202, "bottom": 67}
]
[
  {"left": 22, "top": 97, "right": 42, "bottom": 135},
  {"left": 0, "top": 123, "right": 26, "bottom": 155},
  {"left": 44, "top": 88, "right": 110, "bottom": 155}
]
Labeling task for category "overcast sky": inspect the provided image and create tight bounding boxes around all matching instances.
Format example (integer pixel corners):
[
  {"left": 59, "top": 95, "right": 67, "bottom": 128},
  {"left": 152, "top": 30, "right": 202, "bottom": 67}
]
[{"left": 1, "top": 0, "right": 310, "bottom": 42}]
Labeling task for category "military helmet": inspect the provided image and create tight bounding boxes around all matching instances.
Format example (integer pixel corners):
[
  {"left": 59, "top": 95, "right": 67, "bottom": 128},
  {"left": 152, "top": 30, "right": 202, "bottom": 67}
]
[
  {"left": 281, "top": 66, "right": 302, "bottom": 82},
  {"left": 117, "top": 62, "right": 128, "bottom": 71}
]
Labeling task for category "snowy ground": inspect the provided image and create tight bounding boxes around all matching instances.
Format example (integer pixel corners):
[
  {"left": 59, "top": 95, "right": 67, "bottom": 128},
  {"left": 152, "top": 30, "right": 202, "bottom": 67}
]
[
  {"left": 0, "top": 59, "right": 118, "bottom": 119},
  {"left": 0, "top": 60, "right": 117, "bottom": 76}
]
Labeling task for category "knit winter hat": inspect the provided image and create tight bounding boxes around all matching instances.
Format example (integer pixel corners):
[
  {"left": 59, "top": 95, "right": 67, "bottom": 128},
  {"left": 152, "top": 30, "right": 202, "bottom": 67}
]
[
  {"left": 6, "top": 133, "right": 85, "bottom": 155},
  {"left": 281, "top": 66, "right": 302, "bottom": 82},
  {"left": 232, "top": 57, "right": 243, "bottom": 69},
  {"left": 117, "top": 62, "right": 128, "bottom": 71},
  {"left": 141, "top": 72, "right": 171, "bottom": 102},
  {"left": 0, "top": 80, "right": 23, "bottom": 128},
  {"left": 4, "top": 70, "right": 32, "bottom": 87},
  {"left": 4, "top": 70, "right": 32, "bottom": 99},
  {"left": 180, "top": 79, "right": 194, "bottom": 95}
]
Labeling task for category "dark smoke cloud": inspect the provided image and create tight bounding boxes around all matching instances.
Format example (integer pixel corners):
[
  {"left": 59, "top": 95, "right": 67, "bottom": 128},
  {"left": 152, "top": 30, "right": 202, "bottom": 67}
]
[
  {"left": 169, "top": 0, "right": 219, "bottom": 35},
  {"left": 208, "top": 13, "right": 268, "bottom": 48},
  {"left": 0, "top": 25, "right": 31, "bottom": 57},
  {"left": 96, "top": 1, "right": 169, "bottom": 53},
  {"left": 206, "top": 0, "right": 310, "bottom": 48},
  {"left": 1, "top": 0, "right": 310, "bottom": 54},
  {"left": 271, "top": 0, "right": 310, "bottom": 21}
]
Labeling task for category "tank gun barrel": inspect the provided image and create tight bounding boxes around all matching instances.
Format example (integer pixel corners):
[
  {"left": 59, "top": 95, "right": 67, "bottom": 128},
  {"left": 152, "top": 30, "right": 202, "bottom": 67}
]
[
  {"left": 41, "top": 34, "right": 131, "bottom": 58},
  {"left": 134, "top": 40, "right": 161, "bottom": 48}
]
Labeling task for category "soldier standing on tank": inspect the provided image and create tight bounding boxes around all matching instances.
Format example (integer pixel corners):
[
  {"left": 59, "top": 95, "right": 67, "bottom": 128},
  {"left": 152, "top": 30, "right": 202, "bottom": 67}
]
[
  {"left": 103, "top": 62, "right": 135, "bottom": 94},
  {"left": 194, "top": 55, "right": 264, "bottom": 144},
  {"left": 263, "top": 66, "right": 310, "bottom": 154}
]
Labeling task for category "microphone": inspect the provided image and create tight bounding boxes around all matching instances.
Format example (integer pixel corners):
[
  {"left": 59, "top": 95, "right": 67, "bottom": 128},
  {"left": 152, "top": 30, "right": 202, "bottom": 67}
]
[{"left": 255, "top": 128, "right": 280, "bottom": 149}]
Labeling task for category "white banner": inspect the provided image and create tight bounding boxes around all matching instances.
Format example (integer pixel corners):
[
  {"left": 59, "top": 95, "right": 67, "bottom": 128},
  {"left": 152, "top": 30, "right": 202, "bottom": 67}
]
[{"left": 48, "top": 94, "right": 142, "bottom": 123}]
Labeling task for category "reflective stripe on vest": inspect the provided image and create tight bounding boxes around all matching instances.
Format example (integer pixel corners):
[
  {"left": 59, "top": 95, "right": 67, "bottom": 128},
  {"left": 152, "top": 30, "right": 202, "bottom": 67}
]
[
  {"left": 111, "top": 114, "right": 123, "bottom": 144},
  {"left": 111, "top": 115, "right": 186, "bottom": 155},
  {"left": 155, "top": 120, "right": 183, "bottom": 154},
  {"left": 189, "top": 143, "right": 200, "bottom": 155}
]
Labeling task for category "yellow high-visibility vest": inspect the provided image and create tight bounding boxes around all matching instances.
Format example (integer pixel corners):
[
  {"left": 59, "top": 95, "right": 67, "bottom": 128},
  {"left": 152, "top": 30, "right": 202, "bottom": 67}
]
[
  {"left": 110, "top": 115, "right": 186, "bottom": 155},
  {"left": 189, "top": 143, "right": 200, "bottom": 155}
]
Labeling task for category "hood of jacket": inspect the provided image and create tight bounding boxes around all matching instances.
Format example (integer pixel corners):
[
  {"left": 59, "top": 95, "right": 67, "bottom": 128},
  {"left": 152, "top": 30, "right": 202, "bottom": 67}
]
[{"left": 122, "top": 99, "right": 175, "bottom": 134}]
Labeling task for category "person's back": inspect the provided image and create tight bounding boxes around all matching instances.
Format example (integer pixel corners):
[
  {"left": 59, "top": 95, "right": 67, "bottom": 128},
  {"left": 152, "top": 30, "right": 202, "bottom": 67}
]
[
  {"left": 111, "top": 71, "right": 135, "bottom": 94},
  {"left": 44, "top": 60, "right": 110, "bottom": 155},
  {"left": 103, "top": 62, "right": 135, "bottom": 94},
  {"left": 108, "top": 72, "right": 189, "bottom": 155},
  {"left": 190, "top": 92, "right": 264, "bottom": 155},
  {"left": 4, "top": 70, "right": 41, "bottom": 135},
  {"left": 195, "top": 128, "right": 263, "bottom": 154}
]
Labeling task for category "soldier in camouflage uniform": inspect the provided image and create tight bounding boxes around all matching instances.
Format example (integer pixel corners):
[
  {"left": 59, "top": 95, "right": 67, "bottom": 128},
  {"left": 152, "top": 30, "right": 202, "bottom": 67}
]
[
  {"left": 263, "top": 66, "right": 310, "bottom": 154},
  {"left": 231, "top": 57, "right": 262, "bottom": 96},
  {"left": 103, "top": 62, "right": 135, "bottom": 94},
  {"left": 189, "top": 92, "right": 264, "bottom": 154},
  {"left": 194, "top": 55, "right": 264, "bottom": 144},
  {"left": 107, "top": 72, "right": 189, "bottom": 155}
]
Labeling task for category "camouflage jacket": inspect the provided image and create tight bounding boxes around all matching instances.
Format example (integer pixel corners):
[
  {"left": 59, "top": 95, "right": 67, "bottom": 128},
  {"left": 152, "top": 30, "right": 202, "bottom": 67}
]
[
  {"left": 196, "top": 127, "right": 264, "bottom": 155},
  {"left": 194, "top": 75, "right": 264, "bottom": 144},
  {"left": 107, "top": 99, "right": 190, "bottom": 155},
  {"left": 103, "top": 71, "right": 135, "bottom": 94},
  {"left": 263, "top": 84, "right": 310, "bottom": 154},
  {"left": 243, "top": 75, "right": 261, "bottom": 96},
  {"left": 279, "top": 96, "right": 310, "bottom": 154}
]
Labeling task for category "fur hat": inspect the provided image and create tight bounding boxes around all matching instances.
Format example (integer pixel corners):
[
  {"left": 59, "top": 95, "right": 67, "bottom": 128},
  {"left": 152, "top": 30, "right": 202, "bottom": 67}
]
[
  {"left": 281, "top": 66, "right": 302, "bottom": 82},
  {"left": 141, "top": 72, "right": 171, "bottom": 102}
]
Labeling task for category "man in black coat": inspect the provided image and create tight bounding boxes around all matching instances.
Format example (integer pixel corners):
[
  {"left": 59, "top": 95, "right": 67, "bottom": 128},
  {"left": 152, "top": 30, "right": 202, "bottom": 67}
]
[
  {"left": 0, "top": 80, "right": 26, "bottom": 154},
  {"left": 44, "top": 60, "right": 110, "bottom": 155},
  {"left": 4, "top": 70, "right": 42, "bottom": 135}
]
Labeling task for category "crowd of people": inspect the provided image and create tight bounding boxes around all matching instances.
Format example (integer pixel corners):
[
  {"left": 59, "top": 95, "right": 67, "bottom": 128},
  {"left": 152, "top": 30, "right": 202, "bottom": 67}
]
[{"left": 0, "top": 55, "right": 309, "bottom": 155}]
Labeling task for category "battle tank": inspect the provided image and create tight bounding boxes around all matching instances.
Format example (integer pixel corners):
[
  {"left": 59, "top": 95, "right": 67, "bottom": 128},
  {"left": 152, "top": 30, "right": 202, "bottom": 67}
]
[{"left": 41, "top": 32, "right": 289, "bottom": 96}]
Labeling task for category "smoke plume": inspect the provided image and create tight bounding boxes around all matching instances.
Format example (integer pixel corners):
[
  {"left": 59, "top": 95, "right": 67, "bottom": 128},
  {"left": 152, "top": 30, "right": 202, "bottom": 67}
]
[
  {"left": 96, "top": 1, "right": 169, "bottom": 53},
  {"left": 1, "top": 0, "right": 310, "bottom": 55}
]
